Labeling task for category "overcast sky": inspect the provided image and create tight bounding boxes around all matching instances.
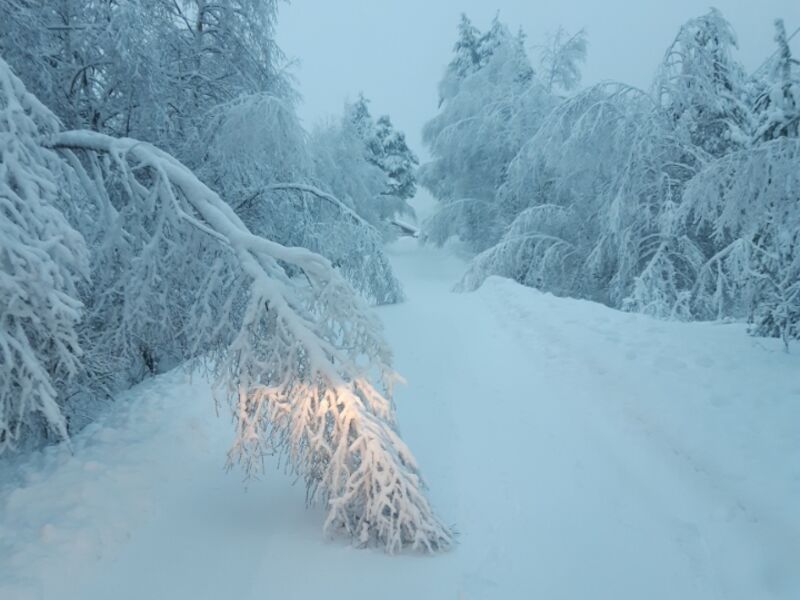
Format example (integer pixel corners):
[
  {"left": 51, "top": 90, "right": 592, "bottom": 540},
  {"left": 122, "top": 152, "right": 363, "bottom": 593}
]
[{"left": 277, "top": 1, "right": 800, "bottom": 159}]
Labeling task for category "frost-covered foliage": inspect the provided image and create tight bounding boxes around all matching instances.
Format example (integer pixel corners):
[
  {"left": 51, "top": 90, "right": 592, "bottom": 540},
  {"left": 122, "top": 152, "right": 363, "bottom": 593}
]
[
  {"left": 421, "top": 16, "right": 554, "bottom": 252},
  {"left": 0, "top": 1, "right": 443, "bottom": 550},
  {"left": 345, "top": 95, "right": 419, "bottom": 219},
  {"left": 538, "top": 27, "right": 588, "bottom": 94},
  {"left": 428, "top": 11, "right": 799, "bottom": 347},
  {"left": 753, "top": 19, "right": 800, "bottom": 143},
  {"left": 0, "top": 60, "right": 87, "bottom": 452},
  {"left": 309, "top": 107, "right": 413, "bottom": 244},
  {"left": 373, "top": 114, "right": 419, "bottom": 202},
  {"left": 458, "top": 204, "right": 578, "bottom": 296},
  {"left": 0, "top": 1, "right": 289, "bottom": 155},
  {"left": 0, "top": 55, "right": 450, "bottom": 551},
  {"left": 655, "top": 8, "right": 750, "bottom": 157},
  {"left": 459, "top": 82, "right": 695, "bottom": 311},
  {"left": 239, "top": 183, "right": 404, "bottom": 305},
  {"left": 194, "top": 94, "right": 403, "bottom": 304},
  {"left": 681, "top": 139, "right": 800, "bottom": 347},
  {"left": 0, "top": 1, "right": 408, "bottom": 310}
]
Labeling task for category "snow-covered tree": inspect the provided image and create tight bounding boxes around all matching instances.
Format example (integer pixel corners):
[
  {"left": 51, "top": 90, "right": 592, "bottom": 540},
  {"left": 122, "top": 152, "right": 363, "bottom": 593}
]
[
  {"left": 538, "top": 28, "right": 588, "bottom": 94},
  {"left": 310, "top": 115, "right": 392, "bottom": 225},
  {"left": 0, "top": 0, "right": 292, "bottom": 163},
  {"left": 347, "top": 94, "right": 377, "bottom": 141},
  {"left": 753, "top": 19, "right": 800, "bottom": 142},
  {"left": 677, "top": 20, "right": 800, "bottom": 348},
  {"left": 424, "top": 8, "right": 797, "bottom": 349},
  {"left": 421, "top": 17, "right": 553, "bottom": 252},
  {"left": 477, "top": 15, "right": 511, "bottom": 70},
  {"left": 0, "top": 54, "right": 450, "bottom": 550},
  {"left": 309, "top": 106, "right": 408, "bottom": 247},
  {"left": 372, "top": 115, "right": 419, "bottom": 201},
  {"left": 679, "top": 139, "right": 800, "bottom": 347},
  {"left": 437, "top": 13, "right": 530, "bottom": 105},
  {"left": 189, "top": 92, "right": 406, "bottom": 306},
  {"left": 459, "top": 82, "right": 695, "bottom": 312},
  {"left": 0, "top": 1, "right": 175, "bottom": 140},
  {"left": 154, "top": 0, "right": 293, "bottom": 160},
  {"left": 616, "top": 11, "right": 754, "bottom": 316},
  {"left": 1, "top": 3, "right": 407, "bottom": 311},
  {"left": 0, "top": 55, "right": 88, "bottom": 451},
  {"left": 454, "top": 10, "right": 798, "bottom": 348},
  {"left": 655, "top": 8, "right": 750, "bottom": 157},
  {"left": 187, "top": 92, "right": 405, "bottom": 306},
  {"left": 445, "top": 14, "right": 483, "bottom": 83},
  {"left": 343, "top": 95, "right": 419, "bottom": 219}
]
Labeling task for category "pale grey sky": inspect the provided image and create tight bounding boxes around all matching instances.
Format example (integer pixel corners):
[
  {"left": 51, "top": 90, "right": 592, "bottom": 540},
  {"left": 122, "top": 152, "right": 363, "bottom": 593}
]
[{"left": 277, "top": 1, "right": 800, "bottom": 159}]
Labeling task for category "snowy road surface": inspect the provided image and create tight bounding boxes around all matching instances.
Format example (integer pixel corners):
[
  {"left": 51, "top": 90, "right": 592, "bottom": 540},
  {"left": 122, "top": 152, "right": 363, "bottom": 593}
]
[{"left": 1, "top": 239, "right": 799, "bottom": 599}]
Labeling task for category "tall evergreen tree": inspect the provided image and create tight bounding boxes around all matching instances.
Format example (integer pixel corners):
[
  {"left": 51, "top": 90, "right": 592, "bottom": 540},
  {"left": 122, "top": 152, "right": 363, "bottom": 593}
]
[
  {"left": 753, "top": 19, "right": 800, "bottom": 142},
  {"left": 372, "top": 115, "right": 419, "bottom": 201},
  {"left": 448, "top": 13, "right": 483, "bottom": 80},
  {"left": 344, "top": 95, "right": 419, "bottom": 213},
  {"left": 655, "top": 8, "right": 750, "bottom": 157}
]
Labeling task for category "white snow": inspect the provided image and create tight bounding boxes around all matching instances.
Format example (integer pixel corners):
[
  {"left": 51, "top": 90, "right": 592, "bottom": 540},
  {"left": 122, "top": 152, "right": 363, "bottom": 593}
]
[{"left": 1, "top": 238, "right": 798, "bottom": 599}]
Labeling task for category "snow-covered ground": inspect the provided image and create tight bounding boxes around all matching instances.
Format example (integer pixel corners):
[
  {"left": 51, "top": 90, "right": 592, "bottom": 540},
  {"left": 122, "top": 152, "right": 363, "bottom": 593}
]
[{"left": 1, "top": 238, "right": 798, "bottom": 600}]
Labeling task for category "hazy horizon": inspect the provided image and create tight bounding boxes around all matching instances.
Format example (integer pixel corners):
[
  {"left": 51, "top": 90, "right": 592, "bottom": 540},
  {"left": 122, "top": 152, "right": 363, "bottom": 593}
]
[{"left": 278, "top": 1, "right": 800, "bottom": 160}]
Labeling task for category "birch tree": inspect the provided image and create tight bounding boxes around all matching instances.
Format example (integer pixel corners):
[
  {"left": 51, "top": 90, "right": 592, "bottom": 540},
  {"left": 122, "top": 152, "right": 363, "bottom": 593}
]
[{"left": 0, "top": 53, "right": 451, "bottom": 551}]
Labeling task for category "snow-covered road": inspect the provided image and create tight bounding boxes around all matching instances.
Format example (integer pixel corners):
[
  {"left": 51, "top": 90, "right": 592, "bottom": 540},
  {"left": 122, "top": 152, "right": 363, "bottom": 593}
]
[{"left": 1, "top": 239, "right": 798, "bottom": 599}]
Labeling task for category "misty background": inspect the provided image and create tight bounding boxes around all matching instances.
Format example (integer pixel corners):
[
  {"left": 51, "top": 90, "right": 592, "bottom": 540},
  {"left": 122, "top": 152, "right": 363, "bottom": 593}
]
[{"left": 279, "top": 0, "right": 800, "bottom": 160}]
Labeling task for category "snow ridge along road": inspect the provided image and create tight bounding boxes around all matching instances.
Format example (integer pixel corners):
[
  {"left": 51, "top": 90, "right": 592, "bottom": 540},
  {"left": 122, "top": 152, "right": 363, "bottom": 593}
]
[{"left": 1, "top": 238, "right": 797, "bottom": 599}]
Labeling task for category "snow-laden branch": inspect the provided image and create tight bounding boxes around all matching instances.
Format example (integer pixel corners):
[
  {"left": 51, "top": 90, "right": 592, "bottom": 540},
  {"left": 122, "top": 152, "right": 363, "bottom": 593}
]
[
  {"left": 231, "top": 180, "right": 404, "bottom": 305},
  {"left": 678, "top": 138, "right": 800, "bottom": 346},
  {"left": 0, "top": 54, "right": 89, "bottom": 452},
  {"left": 235, "top": 182, "right": 376, "bottom": 232},
  {"left": 458, "top": 204, "right": 577, "bottom": 294},
  {"left": 47, "top": 129, "right": 451, "bottom": 551}
]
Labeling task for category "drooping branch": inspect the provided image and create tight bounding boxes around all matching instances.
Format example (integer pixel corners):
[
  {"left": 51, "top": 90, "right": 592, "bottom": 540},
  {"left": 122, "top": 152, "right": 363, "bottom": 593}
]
[
  {"left": 48, "top": 129, "right": 451, "bottom": 552},
  {"left": 230, "top": 179, "right": 405, "bottom": 305},
  {"left": 236, "top": 182, "right": 375, "bottom": 230},
  {"left": 0, "top": 58, "right": 88, "bottom": 452}
]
